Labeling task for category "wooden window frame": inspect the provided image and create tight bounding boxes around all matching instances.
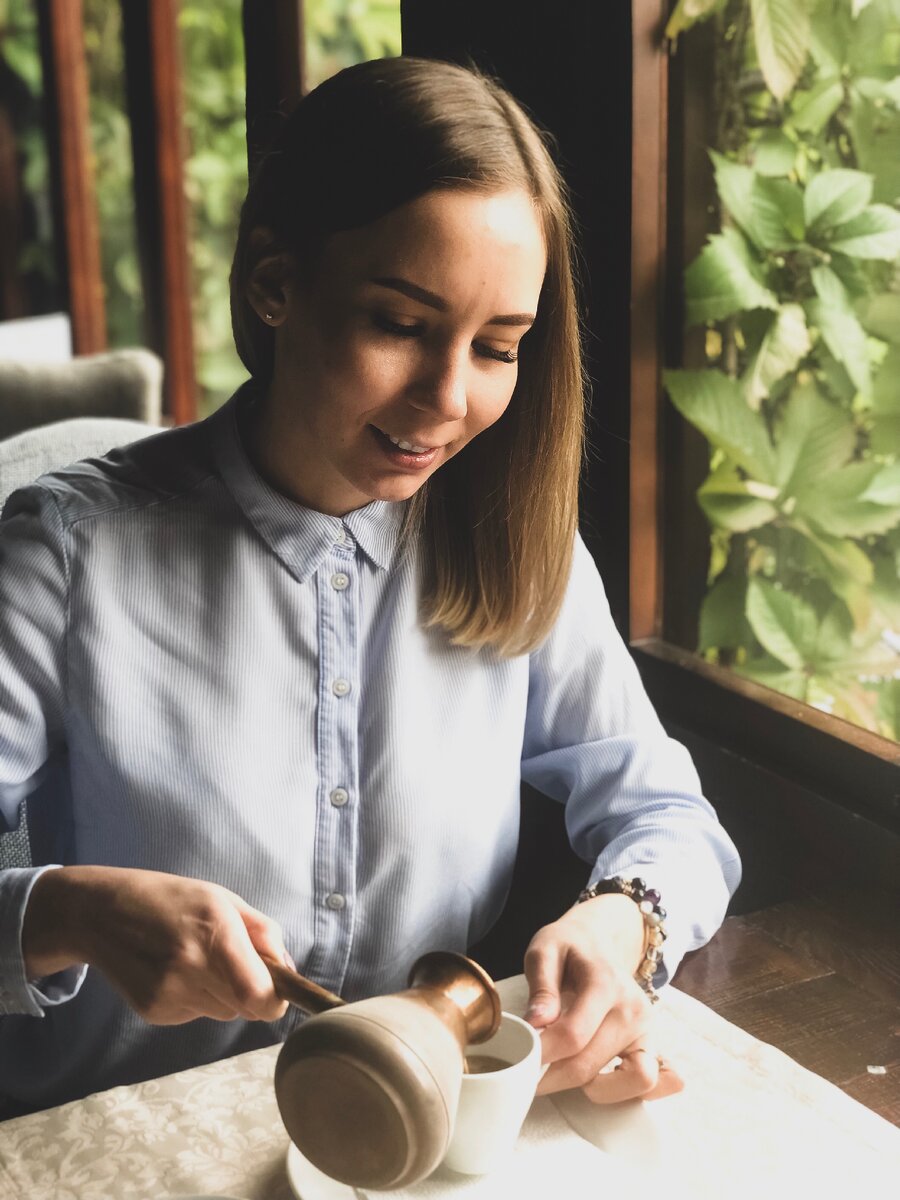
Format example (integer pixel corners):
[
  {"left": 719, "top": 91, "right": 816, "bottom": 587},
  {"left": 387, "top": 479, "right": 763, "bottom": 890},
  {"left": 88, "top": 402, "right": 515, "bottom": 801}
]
[{"left": 36, "top": 0, "right": 106, "bottom": 353}]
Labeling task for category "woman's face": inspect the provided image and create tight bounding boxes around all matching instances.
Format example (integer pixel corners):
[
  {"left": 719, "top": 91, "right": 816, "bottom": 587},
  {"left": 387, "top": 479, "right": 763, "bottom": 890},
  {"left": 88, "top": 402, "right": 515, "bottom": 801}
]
[{"left": 250, "top": 188, "right": 547, "bottom": 516}]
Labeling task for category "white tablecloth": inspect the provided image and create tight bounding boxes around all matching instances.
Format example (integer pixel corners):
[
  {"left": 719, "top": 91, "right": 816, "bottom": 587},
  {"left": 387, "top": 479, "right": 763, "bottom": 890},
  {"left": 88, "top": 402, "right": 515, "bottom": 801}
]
[{"left": 0, "top": 980, "right": 897, "bottom": 1200}]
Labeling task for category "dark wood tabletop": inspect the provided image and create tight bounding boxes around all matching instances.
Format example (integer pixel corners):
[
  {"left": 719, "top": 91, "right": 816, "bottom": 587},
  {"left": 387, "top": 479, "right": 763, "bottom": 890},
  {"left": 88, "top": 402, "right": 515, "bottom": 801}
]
[{"left": 672, "top": 887, "right": 900, "bottom": 1127}]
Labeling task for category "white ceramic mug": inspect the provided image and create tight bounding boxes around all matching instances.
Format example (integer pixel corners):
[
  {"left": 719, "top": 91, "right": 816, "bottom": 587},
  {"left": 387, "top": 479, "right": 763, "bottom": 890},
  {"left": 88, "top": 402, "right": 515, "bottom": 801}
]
[{"left": 442, "top": 1011, "right": 542, "bottom": 1176}]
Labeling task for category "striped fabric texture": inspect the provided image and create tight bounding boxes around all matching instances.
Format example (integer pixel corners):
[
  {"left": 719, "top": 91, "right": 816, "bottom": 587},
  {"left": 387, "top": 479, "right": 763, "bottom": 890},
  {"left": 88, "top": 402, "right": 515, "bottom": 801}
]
[{"left": 0, "top": 387, "right": 740, "bottom": 1115}]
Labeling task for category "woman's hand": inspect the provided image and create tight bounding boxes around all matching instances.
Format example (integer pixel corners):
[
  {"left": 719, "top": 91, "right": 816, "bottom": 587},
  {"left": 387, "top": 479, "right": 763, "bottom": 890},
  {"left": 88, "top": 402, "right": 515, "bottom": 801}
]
[
  {"left": 523, "top": 893, "right": 683, "bottom": 1102},
  {"left": 22, "top": 865, "right": 290, "bottom": 1025}
]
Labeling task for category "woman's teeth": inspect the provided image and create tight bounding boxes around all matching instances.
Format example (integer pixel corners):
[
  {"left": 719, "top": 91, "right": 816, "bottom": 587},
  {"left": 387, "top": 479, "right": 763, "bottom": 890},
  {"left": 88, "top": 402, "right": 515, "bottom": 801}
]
[{"left": 387, "top": 434, "right": 430, "bottom": 454}]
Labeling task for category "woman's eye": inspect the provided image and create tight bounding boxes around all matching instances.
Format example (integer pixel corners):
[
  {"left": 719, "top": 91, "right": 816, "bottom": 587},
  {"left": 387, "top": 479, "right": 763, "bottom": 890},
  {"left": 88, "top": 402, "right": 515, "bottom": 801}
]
[
  {"left": 475, "top": 343, "right": 519, "bottom": 365},
  {"left": 372, "top": 314, "right": 423, "bottom": 337}
]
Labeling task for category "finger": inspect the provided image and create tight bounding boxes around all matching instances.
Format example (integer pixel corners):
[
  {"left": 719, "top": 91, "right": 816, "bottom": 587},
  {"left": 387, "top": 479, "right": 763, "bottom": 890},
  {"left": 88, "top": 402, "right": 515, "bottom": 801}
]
[
  {"left": 645, "top": 1056, "right": 685, "bottom": 1100},
  {"left": 523, "top": 938, "right": 563, "bottom": 1029},
  {"left": 581, "top": 1045, "right": 659, "bottom": 1103},
  {"left": 581, "top": 1044, "right": 684, "bottom": 1104},
  {"left": 197, "top": 990, "right": 242, "bottom": 1023},
  {"left": 239, "top": 901, "right": 290, "bottom": 963},
  {"left": 536, "top": 1001, "right": 638, "bottom": 1094},
  {"left": 131, "top": 987, "right": 239, "bottom": 1026},
  {"left": 206, "top": 899, "right": 289, "bottom": 1022},
  {"left": 537, "top": 970, "right": 646, "bottom": 1079}
]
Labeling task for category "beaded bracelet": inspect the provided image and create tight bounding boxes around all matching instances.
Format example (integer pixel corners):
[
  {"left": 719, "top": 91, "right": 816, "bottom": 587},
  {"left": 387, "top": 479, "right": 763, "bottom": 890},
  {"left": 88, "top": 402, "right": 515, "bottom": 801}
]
[{"left": 576, "top": 876, "right": 667, "bottom": 1004}]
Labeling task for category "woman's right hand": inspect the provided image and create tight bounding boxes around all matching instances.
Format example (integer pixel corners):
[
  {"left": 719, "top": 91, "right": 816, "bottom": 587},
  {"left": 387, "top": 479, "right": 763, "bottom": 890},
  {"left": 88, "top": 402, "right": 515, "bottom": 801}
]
[{"left": 21, "top": 865, "right": 291, "bottom": 1024}]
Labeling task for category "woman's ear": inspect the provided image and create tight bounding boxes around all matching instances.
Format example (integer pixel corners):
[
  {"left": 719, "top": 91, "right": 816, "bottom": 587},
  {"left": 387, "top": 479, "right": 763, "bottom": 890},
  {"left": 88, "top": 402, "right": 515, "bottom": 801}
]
[{"left": 245, "top": 227, "right": 295, "bottom": 327}]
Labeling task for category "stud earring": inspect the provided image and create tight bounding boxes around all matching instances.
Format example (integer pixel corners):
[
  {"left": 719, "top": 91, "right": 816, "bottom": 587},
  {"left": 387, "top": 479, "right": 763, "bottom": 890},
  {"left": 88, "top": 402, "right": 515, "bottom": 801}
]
[{"left": 264, "top": 312, "right": 274, "bottom": 322}]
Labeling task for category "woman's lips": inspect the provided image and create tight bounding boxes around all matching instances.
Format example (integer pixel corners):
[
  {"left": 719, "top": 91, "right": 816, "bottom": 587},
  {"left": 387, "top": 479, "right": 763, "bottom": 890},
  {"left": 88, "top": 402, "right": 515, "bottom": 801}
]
[{"left": 370, "top": 426, "right": 441, "bottom": 469}]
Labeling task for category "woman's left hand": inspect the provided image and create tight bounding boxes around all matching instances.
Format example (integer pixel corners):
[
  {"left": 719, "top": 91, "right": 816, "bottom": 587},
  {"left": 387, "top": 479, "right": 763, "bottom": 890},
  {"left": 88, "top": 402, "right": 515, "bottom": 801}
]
[{"left": 523, "top": 892, "right": 684, "bottom": 1102}]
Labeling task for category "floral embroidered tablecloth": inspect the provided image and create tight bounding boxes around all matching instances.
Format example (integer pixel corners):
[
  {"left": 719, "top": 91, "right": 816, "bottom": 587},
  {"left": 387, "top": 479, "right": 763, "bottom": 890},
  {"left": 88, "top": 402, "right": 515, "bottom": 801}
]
[{"left": 0, "top": 981, "right": 897, "bottom": 1200}]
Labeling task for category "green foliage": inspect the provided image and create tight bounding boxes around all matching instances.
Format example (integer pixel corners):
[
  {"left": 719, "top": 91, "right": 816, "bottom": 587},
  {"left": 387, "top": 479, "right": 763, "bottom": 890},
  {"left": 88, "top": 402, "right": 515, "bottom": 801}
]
[
  {"left": 666, "top": 0, "right": 900, "bottom": 739},
  {"left": 305, "top": 0, "right": 402, "bottom": 90},
  {"left": 2, "top": 1, "right": 400, "bottom": 413},
  {"left": 177, "top": 0, "right": 249, "bottom": 412},
  {"left": 177, "top": 0, "right": 401, "bottom": 412}
]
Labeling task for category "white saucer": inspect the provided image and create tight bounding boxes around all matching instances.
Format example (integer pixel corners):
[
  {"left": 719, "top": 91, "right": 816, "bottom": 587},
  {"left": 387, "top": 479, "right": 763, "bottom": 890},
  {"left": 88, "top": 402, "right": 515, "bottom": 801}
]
[{"left": 285, "top": 1143, "right": 359, "bottom": 1200}]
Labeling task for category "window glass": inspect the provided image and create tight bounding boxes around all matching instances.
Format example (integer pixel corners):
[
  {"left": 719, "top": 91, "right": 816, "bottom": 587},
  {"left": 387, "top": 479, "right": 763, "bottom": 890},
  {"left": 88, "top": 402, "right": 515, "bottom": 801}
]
[
  {"left": 177, "top": 0, "right": 248, "bottom": 415},
  {"left": 84, "top": 0, "right": 143, "bottom": 350},
  {"left": 0, "top": 0, "right": 63, "bottom": 322},
  {"left": 664, "top": 0, "right": 900, "bottom": 741},
  {"left": 305, "top": 0, "right": 401, "bottom": 91}
]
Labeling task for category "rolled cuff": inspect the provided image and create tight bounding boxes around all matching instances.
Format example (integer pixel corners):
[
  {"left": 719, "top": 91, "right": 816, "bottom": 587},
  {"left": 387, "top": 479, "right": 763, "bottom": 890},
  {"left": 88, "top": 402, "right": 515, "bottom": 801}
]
[
  {"left": 0, "top": 864, "right": 87, "bottom": 1015},
  {"left": 585, "top": 851, "right": 741, "bottom": 989}
]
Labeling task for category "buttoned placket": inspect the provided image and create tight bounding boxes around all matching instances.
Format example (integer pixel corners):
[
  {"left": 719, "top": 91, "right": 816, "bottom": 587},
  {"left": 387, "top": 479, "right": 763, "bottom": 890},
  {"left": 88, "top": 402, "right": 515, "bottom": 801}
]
[{"left": 306, "top": 523, "right": 361, "bottom": 994}]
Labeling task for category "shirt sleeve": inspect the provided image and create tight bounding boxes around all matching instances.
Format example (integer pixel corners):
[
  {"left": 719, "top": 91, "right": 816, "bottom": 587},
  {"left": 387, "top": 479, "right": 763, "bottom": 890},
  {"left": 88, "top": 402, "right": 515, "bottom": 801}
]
[
  {"left": 520, "top": 534, "right": 742, "bottom": 985},
  {"left": 0, "top": 485, "right": 86, "bottom": 1015}
]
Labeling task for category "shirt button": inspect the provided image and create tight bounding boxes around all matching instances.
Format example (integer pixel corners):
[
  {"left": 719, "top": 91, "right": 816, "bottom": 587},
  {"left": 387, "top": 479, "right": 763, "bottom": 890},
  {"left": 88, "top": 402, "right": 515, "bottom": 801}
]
[
  {"left": 334, "top": 527, "right": 346, "bottom": 545},
  {"left": 325, "top": 892, "right": 345, "bottom": 910},
  {"left": 331, "top": 572, "right": 350, "bottom": 591},
  {"left": 332, "top": 678, "right": 351, "bottom": 697},
  {"left": 330, "top": 787, "right": 349, "bottom": 807}
]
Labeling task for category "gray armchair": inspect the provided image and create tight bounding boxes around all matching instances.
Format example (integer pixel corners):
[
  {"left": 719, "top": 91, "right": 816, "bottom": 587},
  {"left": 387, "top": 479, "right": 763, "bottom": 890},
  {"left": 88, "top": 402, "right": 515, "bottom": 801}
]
[
  {"left": 0, "top": 348, "right": 163, "bottom": 440},
  {"left": 0, "top": 352, "right": 164, "bottom": 870}
]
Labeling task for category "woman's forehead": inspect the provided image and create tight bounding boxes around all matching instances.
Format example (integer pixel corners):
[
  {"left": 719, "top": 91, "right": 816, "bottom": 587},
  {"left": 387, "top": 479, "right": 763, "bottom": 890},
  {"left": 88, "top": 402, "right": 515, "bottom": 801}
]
[{"left": 320, "top": 189, "right": 547, "bottom": 306}]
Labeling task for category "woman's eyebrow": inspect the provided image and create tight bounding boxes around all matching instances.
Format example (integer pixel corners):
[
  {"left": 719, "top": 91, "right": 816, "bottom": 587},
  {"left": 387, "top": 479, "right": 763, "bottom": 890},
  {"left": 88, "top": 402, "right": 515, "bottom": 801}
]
[{"left": 371, "top": 276, "right": 535, "bottom": 327}]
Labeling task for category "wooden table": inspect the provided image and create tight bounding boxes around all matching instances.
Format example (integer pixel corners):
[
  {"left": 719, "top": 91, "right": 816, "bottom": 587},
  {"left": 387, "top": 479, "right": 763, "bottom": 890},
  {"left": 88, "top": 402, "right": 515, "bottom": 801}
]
[{"left": 674, "top": 886, "right": 900, "bottom": 1126}]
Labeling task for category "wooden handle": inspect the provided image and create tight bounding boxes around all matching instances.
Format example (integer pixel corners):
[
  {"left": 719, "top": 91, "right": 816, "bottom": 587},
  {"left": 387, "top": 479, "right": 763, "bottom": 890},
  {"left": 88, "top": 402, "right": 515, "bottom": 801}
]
[{"left": 261, "top": 954, "right": 346, "bottom": 1015}]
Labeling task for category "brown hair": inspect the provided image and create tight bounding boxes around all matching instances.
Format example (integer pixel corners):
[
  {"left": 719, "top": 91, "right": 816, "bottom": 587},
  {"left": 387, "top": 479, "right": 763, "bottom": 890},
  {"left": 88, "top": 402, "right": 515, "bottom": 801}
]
[{"left": 230, "top": 57, "right": 585, "bottom": 655}]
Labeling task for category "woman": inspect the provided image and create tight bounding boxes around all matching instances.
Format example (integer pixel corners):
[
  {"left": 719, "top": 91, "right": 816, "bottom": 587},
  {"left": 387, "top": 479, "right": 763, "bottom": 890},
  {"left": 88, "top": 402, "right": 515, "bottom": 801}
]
[{"left": 0, "top": 57, "right": 740, "bottom": 1117}]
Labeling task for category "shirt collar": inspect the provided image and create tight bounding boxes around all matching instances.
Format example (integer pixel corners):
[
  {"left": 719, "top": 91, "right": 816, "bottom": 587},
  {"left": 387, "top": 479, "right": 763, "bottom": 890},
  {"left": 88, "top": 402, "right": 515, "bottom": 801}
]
[{"left": 210, "top": 384, "right": 406, "bottom": 582}]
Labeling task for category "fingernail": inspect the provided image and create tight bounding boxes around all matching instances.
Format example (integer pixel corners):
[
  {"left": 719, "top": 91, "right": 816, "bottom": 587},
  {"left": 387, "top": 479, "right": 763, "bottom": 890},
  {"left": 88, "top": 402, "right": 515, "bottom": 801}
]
[
  {"left": 526, "top": 1003, "right": 548, "bottom": 1022},
  {"left": 283, "top": 949, "right": 296, "bottom": 971}
]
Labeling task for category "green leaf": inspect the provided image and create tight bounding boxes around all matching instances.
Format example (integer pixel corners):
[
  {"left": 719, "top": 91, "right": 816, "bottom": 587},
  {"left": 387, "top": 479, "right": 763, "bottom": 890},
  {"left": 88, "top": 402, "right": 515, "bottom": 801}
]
[
  {"left": 872, "top": 347, "right": 900, "bottom": 413},
  {"left": 854, "top": 76, "right": 900, "bottom": 108},
  {"left": 789, "top": 76, "right": 844, "bottom": 134},
  {"left": 665, "top": 369, "right": 778, "bottom": 481},
  {"left": 807, "top": 266, "right": 872, "bottom": 396},
  {"left": 828, "top": 205, "right": 900, "bottom": 260},
  {"left": 742, "top": 303, "right": 811, "bottom": 408},
  {"left": 736, "top": 656, "right": 809, "bottom": 699},
  {"left": 750, "top": 0, "right": 812, "bottom": 102},
  {"left": 665, "top": 0, "right": 727, "bottom": 39},
  {"left": 871, "top": 346, "right": 900, "bottom": 453},
  {"left": 859, "top": 464, "right": 900, "bottom": 507},
  {"left": 698, "top": 463, "right": 780, "bottom": 531},
  {"left": 710, "top": 155, "right": 756, "bottom": 236},
  {"left": 871, "top": 414, "right": 900, "bottom": 455},
  {"left": 857, "top": 294, "right": 900, "bottom": 344},
  {"left": 804, "top": 169, "right": 874, "bottom": 233},
  {"left": 774, "top": 382, "right": 856, "bottom": 493},
  {"left": 699, "top": 575, "right": 751, "bottom": 652},
  {"left": 753, "top": 129, "right": 797, "bottom": 177},
  {"left": 799, "top": 463, "right": 900, "bottom": 537},
  {"left": 814, "top": 600, "right": 854, "bottom": 666},
  {"left": 684, "top": 228, "right": 779, "bottom": 324},
  {"left": 876, "top": 678, "right": 900, "bottom": 742},
  {"left": 711, "top": 153, "right": 805, "bottom": 248},
  {"left": 848, "top": 98, "right": 900, "bottom": 207},
  {"left": 791, "top": 519, "right": 875, "bottom": 588},
  {"left": 746, "top": 578, "right": 818, "bottom": 669}
]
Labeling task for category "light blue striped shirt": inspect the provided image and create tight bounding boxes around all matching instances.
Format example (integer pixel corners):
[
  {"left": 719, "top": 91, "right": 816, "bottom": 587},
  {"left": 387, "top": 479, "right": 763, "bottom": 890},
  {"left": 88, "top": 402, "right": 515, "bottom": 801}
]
[{"left": 0, "top": 387, "right": 740, "bottom": 1115}]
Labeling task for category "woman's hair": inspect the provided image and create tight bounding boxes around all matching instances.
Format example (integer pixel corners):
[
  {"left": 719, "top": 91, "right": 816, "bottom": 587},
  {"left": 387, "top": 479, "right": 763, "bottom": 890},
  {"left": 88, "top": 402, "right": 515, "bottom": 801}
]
[{"left": 230, "top": 57, "right": 585, "bottom": 656}]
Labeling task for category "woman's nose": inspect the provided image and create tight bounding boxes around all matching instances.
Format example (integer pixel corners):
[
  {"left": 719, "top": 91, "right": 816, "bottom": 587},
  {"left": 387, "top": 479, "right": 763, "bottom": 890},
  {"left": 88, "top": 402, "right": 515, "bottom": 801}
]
[{"left": 412, "top": 349, "right": 468, "bottom": 421}]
